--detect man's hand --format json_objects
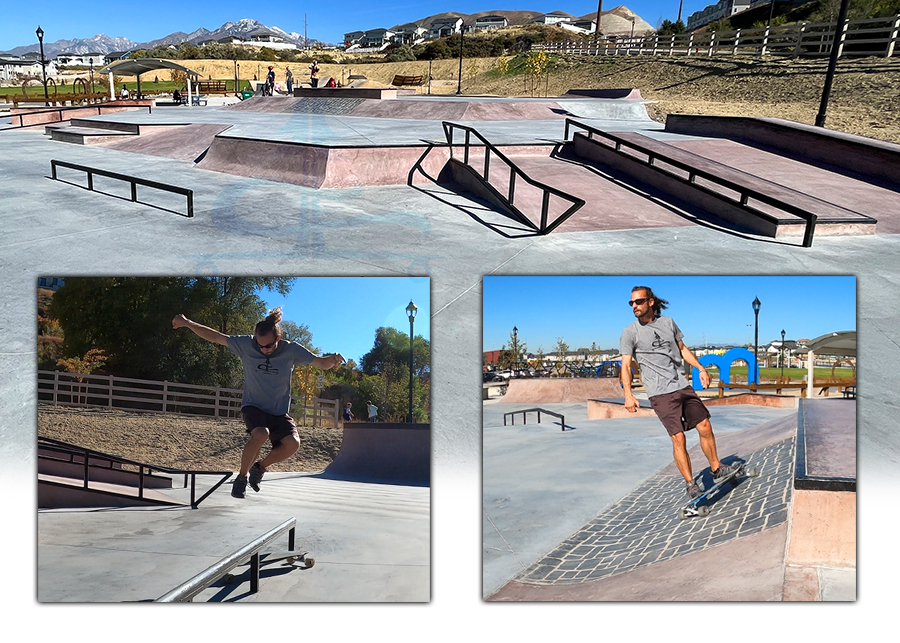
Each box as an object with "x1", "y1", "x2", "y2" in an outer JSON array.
[
  {"x1": 320, "y1": 353, "x2": 346, "y2": 369},
  {"x1": 172, "y1": 314, "x2": 190, "y2": 329},
  {"x1": 624, "y1": 395, "x2": 639, "y2": 413},
  {"x1": 698, "y1": 368, "x2": 710, "y2": 389}
]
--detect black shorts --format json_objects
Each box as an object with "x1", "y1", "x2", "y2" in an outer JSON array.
[
  {"x1": 648, "y1": 386, "x2": 711, "y2": 437},
  {"x1": 241, "y1": 406, "x2": 298, "y2": 446}
]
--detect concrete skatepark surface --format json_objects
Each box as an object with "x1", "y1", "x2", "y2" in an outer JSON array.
[
  {"x1": 500, "y1": 377, "x2": 625, "y2": 404},
  {"x1": 0, "y1": 89, "x2": 891, "y2": 626}
]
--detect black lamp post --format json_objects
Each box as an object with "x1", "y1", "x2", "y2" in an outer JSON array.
[
  {"x1": 780, "y1": 329, "x2": 786, "y2": 380},
  {"x1": 89, "y1": 58, "x2": 94, "y2": 96},
  {"x1": 406, "y1": 300, "x2": 417, "y2": 423},
  {"x1": 36, "y1": 26, "x2": 49, "y2": 105},
  {"x1": 512, "y1": 326, "x2": 518, "y2": 378},
  {"x1": 456, "y1": 25, "x2": 464, "y2": 95},
  {"x1": 752, "y1": 297, "x2": 761, "y2": 384},
  {"x1": 816, "y1": 0, "x2": 852, "y2": 127},
  {"x1": 767, "y1": 0, "x2": 777, "y2": 27}
]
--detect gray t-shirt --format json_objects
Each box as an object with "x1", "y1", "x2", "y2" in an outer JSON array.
[
  {"x1": 620, "y1": 315, "x2": 688, "y2": 398},
  {"x1": 226, "y1": 335, "x2": 316, "y2": 415}
]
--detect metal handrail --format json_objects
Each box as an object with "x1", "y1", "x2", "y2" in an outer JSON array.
[
  {"x1": 156, "y1": 518, "x2": 297, "y2": 601},
  {"x1": 564, "y1": 118, "x2": 822, "y2": 247},
  {"x1": 38, "y1": 436, "x2": 231, "y2": 508},
  {"x1": 442, "y1": 121, "x2": 584, "y2": 234},
  {"x1": 503, "y1": 407, "x2": 567, "y2": 431},
  {"x1": 50, "y1": 159, "x2": 194, "y2": 218}
]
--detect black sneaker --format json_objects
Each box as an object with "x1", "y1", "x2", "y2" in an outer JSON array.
[
  {"x1": 231, "y1": 475, "x2": 247, "y2": 498},
  {"x1": 712, "y1": 462, "x2": 738, "y2": 484},
  {"x1": 686, "y1": 480, "x2": 701, "y2": 500},
  {"x1": 249, "y1": 462, "x2": 265, "y2": 492}
]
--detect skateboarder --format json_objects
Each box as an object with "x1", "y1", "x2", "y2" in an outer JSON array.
[
  {"x1": 265, "y1": 65, "x2": 276, "y2": 96},
  {"x1": 172, "y1": 308, "x2": 345, "y2": 498},
  {"x1": 619, "y1": 286, "x2": 735, "y2": 499}
]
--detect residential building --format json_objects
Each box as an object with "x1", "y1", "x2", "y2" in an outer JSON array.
[
  {"x1": 473, "y1": 15, "x2": 509, "y2": 31},
  {"x1": 687, "y1": 0, "x2": 761, "y2": 31},
  {"x1": 429, "y1": 17, "x2": 464, "y2": 39},
  {"x1": 533, "y1": 11, "x2": 574, "y2": 25},
  {"x1": 362, "y1": 28, "x2": 395, "y2": 47},
  {"x1": 392, "y1": 23, "x2": 429, "y2": 45},
  {"x1": 343, "y1": 31, "x2": 365, "y2": 47}
]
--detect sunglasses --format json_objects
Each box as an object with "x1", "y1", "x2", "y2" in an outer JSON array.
[
  {"x1": 255, "y1": 338, "x2": 278, "y2": 349},
  {"x1": 628, "y1": 298, "x2": 649, "y2": 307}
]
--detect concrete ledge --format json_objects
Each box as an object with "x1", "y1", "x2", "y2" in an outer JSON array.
[
  {"x1": 665, "y1": 114, "x2": 900, "y2": 189},
  {"x1": 562, "y1": 88, "x2": 644, "y2": 100},
  {"x1": 587, "y1": 397, "x2": 655, "y2": 419},
  {"x1": 704, "y1": 393, "x2": 798, "y2": 408},
  {"x1": 292, "y1": 87, "x2": 398, "y2": 99}
]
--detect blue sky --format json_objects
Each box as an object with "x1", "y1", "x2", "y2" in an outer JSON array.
[
  {"x1": 483, "y1": 276, "x2": 857, "y2": 352},
  {"x1": 259, "y1": 277, "x2": 430, "y2": 364},
  {"x1": 3, "y1": 3, "x2": 699, "y2": 51}
]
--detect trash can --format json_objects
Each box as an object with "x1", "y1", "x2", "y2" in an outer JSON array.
[{"x1": 241, "y1": 89, "x2": 254, "y2": 100}]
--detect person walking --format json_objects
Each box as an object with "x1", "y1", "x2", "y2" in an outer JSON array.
[
  {"x1": 285, "y1": 67, "x2": 293, "y2": 93},
  {"x1": 619, "y1": 286, "x2": 736, "y2": 499},
  {"x1": 366, "y1": 400, "x2": 378, "y2": 423},
  {"x1": 343, "y1": 402, "x2": 354, "y2": 422},
  {"x1": 265, "y1": 65, "x2": 276, "y2": 96},
  {"x1": 308, "y1": 60, "x2": 320, "y2": 88},
  {"x1": 173, "y1": 307, "x2": 345, "y2": 499}
]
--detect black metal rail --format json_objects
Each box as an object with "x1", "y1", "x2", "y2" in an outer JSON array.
[
  {"x1": 442, "y1": 121, "x2": 584, "y2": 234},
  {"x1": 50, "y1": 159, "x2": 193, "y2": 217},
  {"x1": 1, "y1": 103, "x2": 152, "y2": 130},
  {"x1": 564, "y1": 118, "x2": 820, "y2": 247},
  {"x1": 38, "y1": 436, "x2": 231, "y2": 508},
  {"x1": 156, "y1": 518, "x2": 298, "y2": 601},
  {"x1": 503, "y1": 407, "x2": 567, "y2": 431}
]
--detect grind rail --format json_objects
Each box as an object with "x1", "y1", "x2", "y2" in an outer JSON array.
[
  {"x1": 563, "y1": 118, "x2": 819, "y2": 247},
  {"x1": 38, "y1": 436, "x2": 231, "y2": 508},
  {"x1": 503, "y1": 407, "x2": 567, "y2": 431},
  {"x1": 442, "y1": 121, "x2": 584, "y2": 234},
  {"x1": 156, "y1": 518, "x2": 298, "y2": 601},
  {"x1": 50, "y1": 159, "x2": 194, "y2": 217}
]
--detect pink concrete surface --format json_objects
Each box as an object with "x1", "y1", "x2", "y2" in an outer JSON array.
[
  {"x1": 197, "y1": 136, "x2": 330, "y2": 187},
  {"x1": 587, "y1": 399, "x2": 656, "y2": 419},
  {"x1": 501, "y1": 378, "x2": 625, "y2": 404},
  {"x1": 489, "y1": 523, "x2": 788, "y2": 601},
  {"x1": 787, "y1": 490, "x2": 856, "y2": 568},
  {"x1": 704, "y1": 393, "x2": 797, "y2": 408},
  {"x1": 782, "y1": 565, "x2": 822, "y2": 601},
  {"x1": 802, "y1": 399, "x2": 856, "y2": 479},
  {"x1": 323, "y1": 423, "x2": 429, "y2": 484},
  {"x1": 102, "y1": 123, "x2": 233, "y2": 161},
  {"x1": 672, "y1": 138, "x2": 900, "y2": 233}
]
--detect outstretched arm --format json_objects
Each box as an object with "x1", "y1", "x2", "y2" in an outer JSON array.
[
  {"x1": 621, "y1": 354, "x2": 639, "y2": 412},
  {"x1": 678, "y1": 340, "x2": 709, "y2": 389},
  {"x1": 172, "y1": 314, "x2": 229, "y2": 346},
  {"x1": 313, "y1": 353, "x2": 345, "y2": 370}
]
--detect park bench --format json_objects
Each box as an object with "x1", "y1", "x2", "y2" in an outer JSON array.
[
  {"x1": 391, "y1": 74, "x2": 423, "y2": 87},
  {"x1": 195, "y1": 80, "x2": 229, "y2": 94}
]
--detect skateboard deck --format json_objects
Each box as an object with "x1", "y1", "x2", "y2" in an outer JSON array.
[{"x1": 678, "y1": 462, "x2": 759, "y2": 520}]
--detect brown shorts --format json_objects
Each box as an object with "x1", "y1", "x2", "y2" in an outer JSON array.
[
  {"x1": 241, "y1": 406, "x2": 299, "y2": 446},
  {"x1": 648, "y1": 386, "x2": 711, "y2": 437}
]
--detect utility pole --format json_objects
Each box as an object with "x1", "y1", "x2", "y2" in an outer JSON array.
[{"x1": 305, "y1": 14, "x2": 308, "y2": 53}]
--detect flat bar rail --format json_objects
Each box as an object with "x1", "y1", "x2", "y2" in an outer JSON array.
[
  {"x1": 38, "y1": 436, "x2": 231, "y2": 507},
  {"x1": 1, "y1": 103, "x2": 152, "y2": 130},
  {"x1": 156, "y1": 518, "x2": 297, "y2": 602},
  {"x1": 564, "y1": 118, "x2": 819, "y2": 247},
  {"x1": 442, "y1": 121, "x2": 584, "y2": 234},
  {"x1": 50, "y1": 159, "x2": 194, "y2": 218},
  {"x1": 503, "y1": 407, "x2": 567, "y2": 431}
]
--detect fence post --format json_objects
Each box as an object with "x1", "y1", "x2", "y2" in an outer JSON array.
[
  {"x1": 163, "y1": 381, "x2": 168, "y2": 413},
  {"x1": 762, "y1": 26, "x2": 771, "y2": 56},
  {"x1": 215, "y1": 387, "x2": 220, "y2": 418},
  {"x1": 53, "y1": 370, "x2": 59, "y2": 405},
  {"x1": 794, "y1": 23, "x2": 807, "y2": 58},
  {"x1": 108, "y1": 374, "x2": 113, "y2": 408},
  {"x1": 733, "y1": 29, "x2": 741, "y2": 55},
  {"x1": 687, "y1": 32, "x2": 694, "y2": 56},
  {"x1": 886, "y1": 15, "x2": 900, "y2": 57}
]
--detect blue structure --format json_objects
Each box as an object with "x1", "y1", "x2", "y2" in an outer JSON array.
[{"x1": 692, "y1": 347, "x2": 759, "y2": 390}]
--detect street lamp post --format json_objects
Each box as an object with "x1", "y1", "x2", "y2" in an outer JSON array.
[
  {"x1": 752, "y1": 297, "x2": 761, "y2": 384},
  {"x1": 36, "y1": 26, "x2": 49, "y2": 105},
  {"x1": 512, "y1": 326, "x2": 518, "y2": 378},
  {"x1": 89, "y1": 58, "x2": 94, "y2": 96},
  {"x1": 780, "y1": 329, "x2": 786, "y2": 381},
  {"x1": 456, "y1": 25, "x2": 464, "y2": 95},
  {"x1": 406, "y1": 301, "x2": 417, "y2": 423}
]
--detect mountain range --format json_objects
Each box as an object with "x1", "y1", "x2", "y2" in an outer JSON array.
[{"x1": 1, "y1": 8, "x2": 654, "y2": 57}]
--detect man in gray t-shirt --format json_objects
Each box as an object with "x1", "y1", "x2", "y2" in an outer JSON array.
[
  {"x1": 173, "y1": 309, "x2": 344, "y2": 499},
  {"x1": 620, "y1": 286, "x2": 736, "y2": 500}
]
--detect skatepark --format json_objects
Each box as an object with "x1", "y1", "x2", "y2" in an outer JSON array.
[
  {"x1": 483, "y1": 380, "x2": 855, "y2": 601},
  {"x1": 37, "y1": 421, "x2": 430, "y2": 601},
  {"x1": 0, "y1": 86, "x2": 893, "y2": 614}
]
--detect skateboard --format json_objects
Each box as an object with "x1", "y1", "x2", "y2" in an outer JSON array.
[
  {"x1": 677, "y1": 462, "x2": 759, "y2": 520},
  {"x1": 221, "y1": 550, "x2": 315, "y2": 584}
]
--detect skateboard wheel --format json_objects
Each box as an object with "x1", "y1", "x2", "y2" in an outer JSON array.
[
  {"x1": 222, "y1": 573, "x2": 235, "y2": 584},
  {"x1": 746, "y1": 468, "x2": 760, "y2": 478},
  {"x1": 698, "y1": 506, "x2": 710, "y2": 517},
  {"x1": 285, "y1": 556, "x2": 296, "y2": 564},
  {"x1": 304, "y1": 557, "x2": 315, "y2": 568},
  {"x1": 678, "y1": 509, "x2": 688, "y2": 520}
]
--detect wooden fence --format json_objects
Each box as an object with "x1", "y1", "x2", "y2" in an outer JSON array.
[
  {"x1": 535, "y1": 15, "x2": 900, "y2": 59},
  {"x1": 37, "y1": 370, "x2": 340, "y2": 427}
]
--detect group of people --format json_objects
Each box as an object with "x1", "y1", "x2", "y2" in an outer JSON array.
[
  {"x1": 263, "y1": 61, "x2": 335, "y2": 95},
  {"x1": 342, "y1": 401, "x2": 378, "y2": 423}
]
